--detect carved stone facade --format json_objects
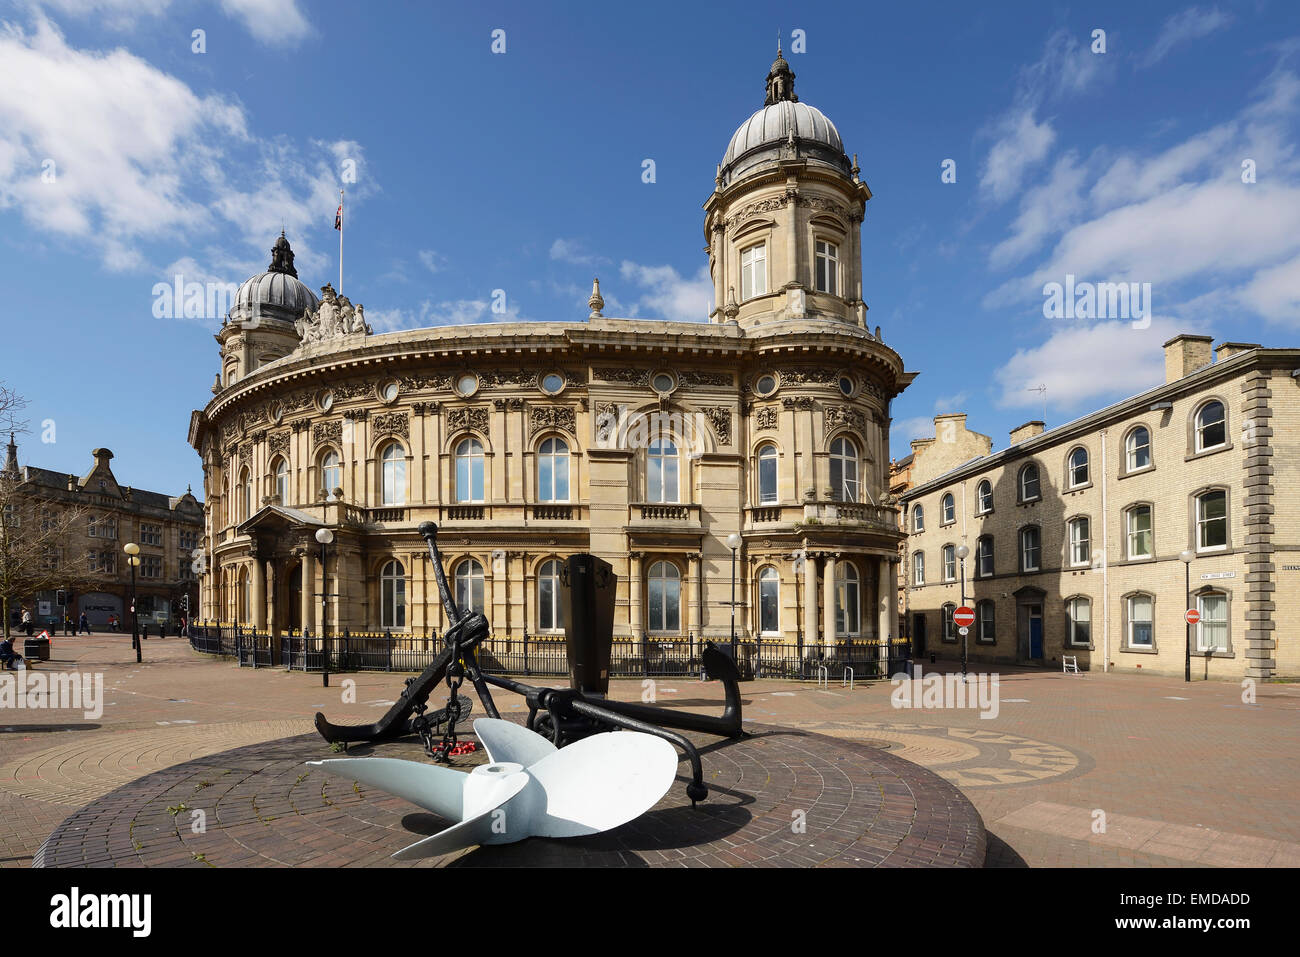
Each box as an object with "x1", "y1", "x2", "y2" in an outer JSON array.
[{"x1": 186, "y1": 55, "x2": 914, "y2": 648}]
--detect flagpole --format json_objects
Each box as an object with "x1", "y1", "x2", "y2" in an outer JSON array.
[{"x1": 338, "y1": 188, "x2": 344, "y2": 295}]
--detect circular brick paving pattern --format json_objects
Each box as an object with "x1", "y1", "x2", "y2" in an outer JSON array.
[{"x1": 35, "y1": 722, "x2": 986, "y2": 868}]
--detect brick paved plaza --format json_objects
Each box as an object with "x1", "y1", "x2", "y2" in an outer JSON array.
[{"x1": 2, "y1": 634, "x2": 1297, "y2": 868}]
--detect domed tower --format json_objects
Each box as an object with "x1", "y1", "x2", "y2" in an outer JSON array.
[
  {"x1": 214, "y1": 233, "x2": 319, "y2": 390},
  {"x1": 704, "y1": 51, "x2": 870, "y2": 329}
]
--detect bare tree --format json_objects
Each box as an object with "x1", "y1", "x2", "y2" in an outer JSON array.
[{"x1": 0, "y1": 383, "x2": 106, "y2": 637}]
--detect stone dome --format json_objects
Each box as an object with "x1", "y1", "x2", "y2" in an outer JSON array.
[
  {"x1": 227, "y1": 233, "x2": 318, "y2": 324},
  {"x1": 718, "y1": 58, "x2": 852, "y2": 187}
]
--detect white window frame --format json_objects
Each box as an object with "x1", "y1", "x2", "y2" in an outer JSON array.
[
  {"x1": 454, "y1": 438, "x2": 483, "y2": 504},
  {"x1": 1126, "y1": 505, "x2": 1153, "y2": 559},
  {"x1": 537, "y1": 559, "x2": 564, "y2": 633},
  {"x1": 1195, "y1": 401, "x2": 1227, "y2": 452},
  {"x1": 1020, "y1": 526, "x2": 1041, "y2": 572},
  {"x1": 1196, "y1": 490, "x2": 1228, "y2": 552},
  {"x1": 1126, "y1": 427, "x2": 1151, "y2": 472},
  {"x1": 829, "y1": 437, "x2": 859, "y2": 502},
  {"x1": 942, "y1": 545, "x2": 956, "y2": 582},
  {"x1": 380, "y1": 559, "x2": 406, "y2": 629},
  {"x1": 913, "y1": 552, "x2": 925, "y2": 586},
  {"x1": 758, "y1": 565, "x2": 780, "y2": 635},
  {"x1": 646, "y1": 560, "x2": 682, "y2": 633},
  {"x1": 814, "y1": 239, "x2": 839, "y2": 295},
  {"x1": 454, "y1": 558, "x2": 485, "y2": 616},
  {"x1": 1068, "y1": 517, "x2": 1091, "y2": 567},
  {"x1": 757, "y1": 444, "x2": 778, "y2": 505},
  {"x1": 740, "y1": 242, "x2": 767, "y2": 301},
  {"x1": 537, "y1": 437, "x2": 570, "y2": 503},
  {"x1": 976, "y1": 480, "x2": 993, "y2": 514},
  {"x1": 647, "y1": 438, "x2": 679, "y2": 504}
]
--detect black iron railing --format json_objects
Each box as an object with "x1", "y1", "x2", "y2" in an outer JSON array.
[{"x1": 186, "y1": 622, "x2": 911, "y2": 681}]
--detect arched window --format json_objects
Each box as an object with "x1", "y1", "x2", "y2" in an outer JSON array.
[
  {"x1": 240, "y1": 468, "x2": 252, "y2": 521},
  {"x1": 454, "y1": 558, "x2": 484, "y2": 616},
  {"x1": 380, "y1": 559, "x2": 406, "y2": 628},
  {"x1": 976, "y1": 480, "x2": 993, "y2": 515},
  {"x1": 374, "y1": 442, "x2": 404, "y2": 505},
  {"x1": 320, "y1": 450, "x2": 341, "y2": 496},
  {"x1": 757, "y1": 444, "x2": 778, "y2": 505},
  {"x1": 1018, "y1": 463, "x2": 1041, "y2": 502},
  {"x1": 647, "y1": 561, "x2": 681, "y2": 632},
  {"x1": 941, "y1": 603, "x2": 956, "y2": 642},
  {"x1": 648, "y1": 438, "x2": 679, "y2": 503},
  {"x1": 537, "y1": 437, "x2": 569, "y2": 503},
  {"x1": 1020, "y1": 526, "x2": 1041, "y2": 572},
  {"x1": 829, "y1": 437, "x2": 859, "y2": 502},
  {"x1": 977, "y1": 600, "x2": 995, "y2": 644},
  {"x1": 1125, "y1": 426, "x2": 1151, "y2": 472},
  {"x1": 454, "y1": 438, "x2": 483, "y2": 503},
  {"x1": 976, "y1": 535, "x2": 994, "y2": 578},
  {"x1": 1195, "y1": 401, "x2": 1226, "y2": 452},
  {"x1": 1197, "y1": 590, "x2": 1228, "y2": 653},
  {"x1": 1126, "y1": 505, "x2": 1152, "y2": 559},
  {"x1": 1196, "y1": 489, "x2": 1227, "y2": 551},
  {"x1": 1068, "y1": 516, "x2": 1091, "y2": 566},
  {"x1": 758, "y1": 566, "x2": 780, "y2": 634},
  {"x1": 834, "y1": 562, "x2": 860, "y2": 636},
  {"x1": 913, "y1": 505, "x2": 925, "y2": 533},
  {"x1": 942, "y1": 544, "x2": 956, "y2": 582},
  {"x1": 1067, "y1": 596, "x2": 1091, "y2": 647},
  {"x1": 273, "y1": 458, "x2": 289, "y2": 505},
  {"x1": 1067, "y1": 447, "x2": 1089, "y2": 487},
  {"x1": 940, "y1": 493, "x2": 955, "y2": 524},
  {"x1": 912, "y1": 552, "x2": 925, "y2": 586},
  {"x1": 537, "y1": 559, "x2": 564, "y2": 632}
]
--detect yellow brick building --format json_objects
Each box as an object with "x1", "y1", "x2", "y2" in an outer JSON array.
[{"x1": 900, "y1": 335, "x2": 1296, "y2": 680}]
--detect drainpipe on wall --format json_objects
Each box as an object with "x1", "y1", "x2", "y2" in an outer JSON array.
[{"x1": 1100, "y1": 429, "x2": 1110, "y2": 673}]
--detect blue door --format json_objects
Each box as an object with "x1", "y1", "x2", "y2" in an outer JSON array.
[{"x1": 1029, "y1": 606, "x2": 1043, "y2": 659}]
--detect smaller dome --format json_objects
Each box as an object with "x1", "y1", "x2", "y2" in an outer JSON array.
[
  {"x1": 720, "y1": 101, "x2": 848, "y2": 184},
  {"x1": 227, "y1": 234, "x2": 318, "y2": 324}
]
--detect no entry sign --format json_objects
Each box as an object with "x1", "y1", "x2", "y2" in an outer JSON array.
[
  {"x1": 1185, "y1": 609, "x2": 1201, "y2": 625},
  {"x1": 953, "y1": 606, "x2": 976, "y2": 628}
]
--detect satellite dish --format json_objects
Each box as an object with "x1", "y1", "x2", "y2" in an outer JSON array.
[{"x1": 307, "y1": 718, "x2": 678, "y2": 859}]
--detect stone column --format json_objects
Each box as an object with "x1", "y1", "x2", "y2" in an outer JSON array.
[
  {"x1": 684, "y1": 553, "x2": 697, "y2": 640},
  {"x1": 878, "y1": 556, "x2": 895, "y2": 670},
  {"x1": 802, "y1": 549, "x2": 818, "y2": 647},
  {"x1": 250, "y1": 545, "x2": 266, "y2": 631},
  {"x1": 823, "y1": 552, "x2": 837, "y2": 649},
  {"x1": 300, "y1": 550, "x2": 314, "y2": 635},
  {"x1": 629, "y1": 551, "x2": 643, "y2": 638}
]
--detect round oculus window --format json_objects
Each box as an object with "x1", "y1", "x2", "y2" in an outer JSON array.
[
  {"x1": 839, "y1": 376, "x2": 854, "y2": 396},
  {"x1": 319, "y1": 390, "x2": 334, "y2": 412},
  {"x1": 652, "y1": 372, "x2": 675, "y2": 393},
  {"x1": 382, "y1": 382, "x2": 399, "y2": 402},
  {"x1": 456, "y1": 374, "x2": 478, "y2": 396},
  {"x1": 541, "y1": 373, "x2": 564, "y2": 394},
  {"x1": 756, "y1": 374, "x2": 777, "y2": 396}
]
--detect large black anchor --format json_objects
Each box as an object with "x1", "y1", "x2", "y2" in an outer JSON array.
[{"x1": 315, "y1": 521, "x2": 747, "y2": 804}]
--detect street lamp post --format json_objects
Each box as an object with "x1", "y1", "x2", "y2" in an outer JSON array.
[
  {"x1": 123, "y1": 542, "x2": 141, "y2": 663},
  {"x1": 316, "y1": 527, "x2": 334, "y2": 688},
  {"x1": 726, "y1": 532, "x2": 742, "y2": 667},
  {"x1": 955, "y1": 543, "x2": 970, "y2": 679},
  {"x1": 1179, "y1": 549, "x2": 1194, "y2": 683}
]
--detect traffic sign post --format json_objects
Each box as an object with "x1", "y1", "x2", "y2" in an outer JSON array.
[
  {"x1": 1185, "y1": 609, "x2": 1201, "y2": 625},
  {"x1": 953, "y1": 606, "x2": 976, "y2": 628}
]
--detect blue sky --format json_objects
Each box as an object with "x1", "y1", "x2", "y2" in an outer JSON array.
[{"x1": 1, "y1": 0, "x2": 1297, "y2": 496}]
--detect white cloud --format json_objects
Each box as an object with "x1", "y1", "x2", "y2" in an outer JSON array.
[
  {"x1": 993, "y1": 317, "x2": 1192, "y2": 411},
  {"x1": 0, "y1": 15, "x2": 245, "y2": 267},
  {"x1": 979, "y1": 28, "x2": 1111, "y2": 205},
  {"x1": 38, "y1": 0, "x2": 311, "y2": 45},
  {"x1": 219, "y1": 0, "x2": 312, "y2": 46},
  {"x1": 989, "y1": 153, "x2": 1087, "y2": 268},
  {"x1": 618, "y1": 261, "x2": 712, "y2": 322},
  {"x1": 549, "y1": 237, "x2": 605, "y2": 267},
  {"x1": 366, "y1": 296, "x2": 532, "y2": 333},
  {"x1": 1236, "y1": 252, "x2": 1300, "y2": 325},
  {"x1": 1140, "y1": 6, "x2": 1232, "y2": 68},
  {"x1": 891, "y1": 416, "x2": 936, "y2": 448},
  {"x1": 980, "y1": 109, "x2": 1056, "y2": 203},
  {"x1": 417, "y1": 249, "x2": 446, "y2": 274}
]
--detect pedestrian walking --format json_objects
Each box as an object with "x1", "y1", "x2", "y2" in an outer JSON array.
[{"x1": 78, "y1": 612, "x2": 90, "y2": 635}]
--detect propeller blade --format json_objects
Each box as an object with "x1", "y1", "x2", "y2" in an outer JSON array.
[
  {"x1": 307, "y1": 757, "x2": 469, "y2": 820},
  {"x1": 391, "y1": 775, "x2": 530, "y2": 859},
  {"x1": 523, "y1": 731, "x2": 678, "y2": 838},
  {"x1": 473, "y1": 718, "x2": 557, "y2": 767}
]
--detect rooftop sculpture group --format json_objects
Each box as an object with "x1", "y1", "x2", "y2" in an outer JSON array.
[{"x1": 295, "y1": 282, "x2": 371, "y2": 345}]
